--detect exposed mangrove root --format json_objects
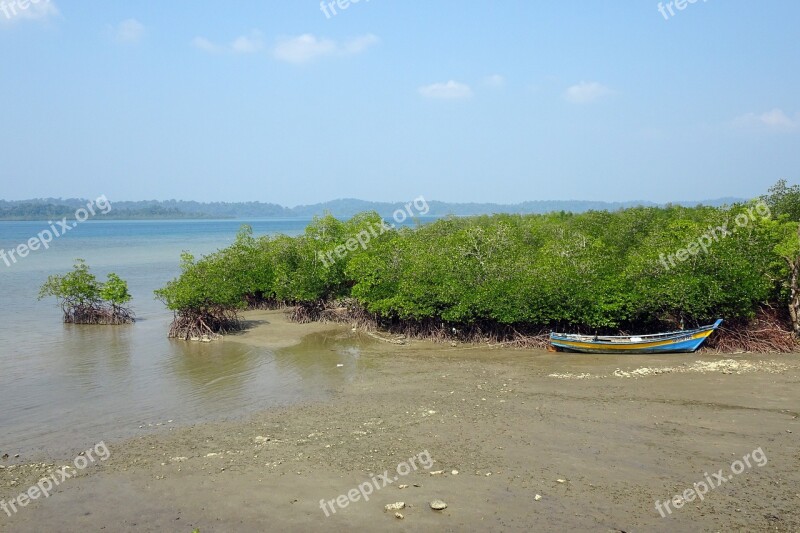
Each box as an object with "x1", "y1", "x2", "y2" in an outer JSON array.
[
  {"x1": 167, "y1": 308, "x2": 242, "y2": 340},
  {"x1": 244, "y1": 295, "x2": 291, "y2": 311},
  {"x1": 61, "y1": 303, "x2": 135, "y2": 325},
  {"x1": 288, "y1": 300, "x2": 552, "y2": 349},
  {"x1": 318, "y1": 298, "x2": 376, "y2": 327},
  {"x1": 702, "y1": 309, "x2": 798, "y2": 353},
  {"x1": 290, "y1": 299, "x2": 384, "y2": 329},
  {"x1": 378, "y1": 322, "x2": 552, "y2": 349},
  {"x1": 287, "y1": 300, "x2": 327, "y2": 324},
  {"x1": 288, "y1": 302, "x2": 799, "y2": 353}
]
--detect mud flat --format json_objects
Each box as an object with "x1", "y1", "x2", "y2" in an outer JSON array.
[{"x1": 2, "y1": 311, "x2": 798, "y2": 532}]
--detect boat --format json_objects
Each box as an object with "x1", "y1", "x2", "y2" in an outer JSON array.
[{"x1": 549, "y1": 319, "x2": 723, "y2": 354}]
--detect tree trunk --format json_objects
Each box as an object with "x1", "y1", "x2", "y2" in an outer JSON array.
[
  {"x1": 789, "y1": 225, "x2": 800, "y2": 337},
  {"x1": 790, "y1": 262, "x2": 800, "y2": 336}
]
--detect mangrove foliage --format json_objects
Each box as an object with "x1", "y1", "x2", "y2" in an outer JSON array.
[
  {"x1": 39, "y1": 260, "x2": 135, "y2": 324},
  {"x1": 155, "y1": 182, "x2": 800, "y2": 350}
]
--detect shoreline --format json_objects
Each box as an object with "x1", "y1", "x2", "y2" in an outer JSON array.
[{"x1": 2, "y1": 312, "x2": 799, "y2": 531}]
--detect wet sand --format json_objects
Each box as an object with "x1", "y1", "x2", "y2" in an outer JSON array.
[{"x1": 2, "y1": 310, "x2": 799, "y2": 532}]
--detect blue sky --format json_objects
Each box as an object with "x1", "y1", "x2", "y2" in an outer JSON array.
[{"x1": 1, "y1": 0, "x2": 798, "y2": 205}]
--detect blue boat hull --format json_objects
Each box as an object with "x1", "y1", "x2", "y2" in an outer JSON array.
[{"x1": 549, "y1": 320, "x2": 723, "y2": 354}]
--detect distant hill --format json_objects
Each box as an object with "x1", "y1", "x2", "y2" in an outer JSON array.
[
  {"x1": 292, "y1": 198, "x2": 746, "y2": 218},
  {"x1": 0, "y1": 197, "x2": 747, "y2": 221}
]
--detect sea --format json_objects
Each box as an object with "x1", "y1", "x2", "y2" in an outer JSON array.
[{"x1": 0, "y1": 218, "x2": 400, "y2": 458}]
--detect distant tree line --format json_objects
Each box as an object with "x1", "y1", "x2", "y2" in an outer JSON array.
[
  {"x1": 0, "y1": 202, "x2": 219, "y2": 220},
  {"x1": 1, "y1": 196, "x2": 744, "y2": 221}
]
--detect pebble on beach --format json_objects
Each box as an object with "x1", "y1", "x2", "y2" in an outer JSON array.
[{"x1": 430, "y1": 500, "x2": 448, "y2": 510}]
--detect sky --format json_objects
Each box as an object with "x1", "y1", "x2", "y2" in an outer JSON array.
[{"x1": 0, "y1": 0, "x2": 798, "y2": 206}]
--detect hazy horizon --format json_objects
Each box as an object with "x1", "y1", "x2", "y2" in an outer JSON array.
[{"x1": 0, "y1": 194, "x2": 749, "y2": 208}]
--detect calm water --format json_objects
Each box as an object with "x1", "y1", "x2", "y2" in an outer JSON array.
[{"x1": 0, "y1": 219, "x2": 370, "y2": 457}]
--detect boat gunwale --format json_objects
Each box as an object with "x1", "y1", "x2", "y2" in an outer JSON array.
[{"x1": 549, "y1": 319, "x2": 722, "y2": 345}]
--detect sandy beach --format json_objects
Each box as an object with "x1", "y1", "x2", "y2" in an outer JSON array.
[{"x1": 2, "y1": 310, "x2": 798, "y2": 532}]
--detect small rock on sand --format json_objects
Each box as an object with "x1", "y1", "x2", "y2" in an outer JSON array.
[
  {"x1": 385, "y1": 502, "x2": 405, "y2": 511},
  {"x1": 430, "y1": 500, "x2": 448, "y2": 510}
]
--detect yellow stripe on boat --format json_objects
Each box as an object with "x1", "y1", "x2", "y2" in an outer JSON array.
[{"x1": 554, "y1": 330, "x2": 713, "y2": 351}]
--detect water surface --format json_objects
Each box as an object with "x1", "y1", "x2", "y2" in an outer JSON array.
[{"x1": 0, "y1": 219, "x2": 363, "y2": 456}]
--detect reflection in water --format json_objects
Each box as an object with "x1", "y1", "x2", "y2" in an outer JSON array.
[
  {"x1": 276, "y1": 331, "x2": 364, "y2": 381},
  {"x1": 59, "y1": 323, "x2": 134, "y2": 384},
  {"x1": 163, "y1": 340, "x2": 262, "y2": 411},
  {"x1": 0, "y1": 318, "x2": 378, "y2": 457},
  {"x1": 0, "y1": 219, "x2": 382, "y2": 458}
]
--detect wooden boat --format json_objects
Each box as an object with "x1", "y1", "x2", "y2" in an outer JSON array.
[{"x1": 549, "y1": 319, "x2": 723, "y2": 354}]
